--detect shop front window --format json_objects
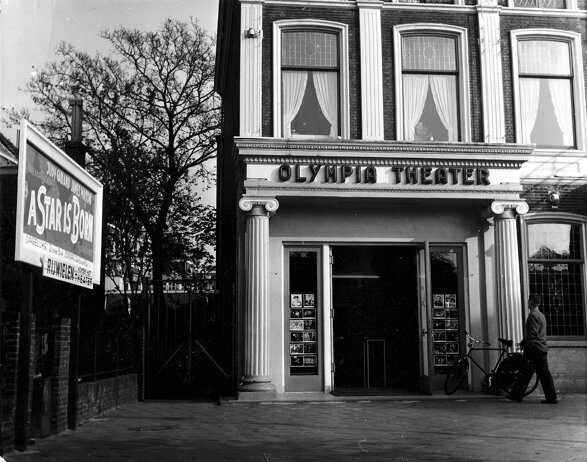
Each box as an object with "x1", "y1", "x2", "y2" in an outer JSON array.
[{"x1": 526, "y1": 221, "x2": 586, "y2": 338}]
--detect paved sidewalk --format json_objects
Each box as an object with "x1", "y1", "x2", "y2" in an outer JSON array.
[{"x1": 3, "y1": 394, "x2": 586, "y2": 461}]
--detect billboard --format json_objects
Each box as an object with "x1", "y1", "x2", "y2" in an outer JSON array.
[{"x1": 15, "y1": 120, "x2": 103, "y2": 287}]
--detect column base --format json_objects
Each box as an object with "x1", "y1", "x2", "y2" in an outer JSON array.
[{"x1": 238, "y1": 378, "x2": 276, "y2": 401}]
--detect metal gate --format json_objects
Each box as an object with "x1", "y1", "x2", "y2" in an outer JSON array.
[{"x1": 144, "y1": 278, "x2": 229, "y2": 399}]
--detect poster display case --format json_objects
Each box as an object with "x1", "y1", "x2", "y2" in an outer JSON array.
[
  {"x1": 432, "y1": 293, "x2": 459, "y2": 370},
  {"x1": 430, "y1": 247, "x2": 464, "y2": 375},
  {"x1": 289, "y1": 292, "x2": 318, "y2": 372}
]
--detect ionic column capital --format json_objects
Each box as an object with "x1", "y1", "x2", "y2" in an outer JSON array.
[
  {"x1": 239, "y1": 196, "x2": 279, "y2": 216},
  {"x1": 485, "y1": 200, "x2": 529, "y2": 219}
]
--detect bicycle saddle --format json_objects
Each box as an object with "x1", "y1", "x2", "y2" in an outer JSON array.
[{"x1": 498, "y1": 338, "x2": 513, "y2": 347}]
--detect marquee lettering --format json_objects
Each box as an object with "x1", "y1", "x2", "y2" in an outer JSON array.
[{"x1": 277, "y1": 164, "x2": 490, "y2": 186}]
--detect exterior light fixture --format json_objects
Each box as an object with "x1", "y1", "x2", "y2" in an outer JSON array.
[
  {"x1": 245, "y1": 27, "x2": 261, "y2": 38},
  {"x1": 547, "y1": 190, "x2": 560, "y2": 209}
]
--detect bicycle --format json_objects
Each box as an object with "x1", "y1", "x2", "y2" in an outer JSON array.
[{"x1": 444, "y1": 332, "x2": 538, "y2": 395}]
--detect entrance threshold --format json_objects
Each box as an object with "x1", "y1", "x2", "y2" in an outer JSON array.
[{"x1": 331, "y1": 388, "x2": 425, "y2": 397}]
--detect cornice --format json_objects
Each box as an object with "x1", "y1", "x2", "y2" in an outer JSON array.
[
  {"x1": 235, "y1": 138, "x2": 533, "y2": 168},
  {"x1": 242, "y1": 155, "x2": 525, "y2": 169}
]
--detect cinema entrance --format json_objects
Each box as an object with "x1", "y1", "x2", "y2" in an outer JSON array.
[{"x1": 331, "y1": 245, "x2": 421, "y2": 394}]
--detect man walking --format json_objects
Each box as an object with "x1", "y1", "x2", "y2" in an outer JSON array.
[{"x1": 506, "y1": 295, "x2": 558, "y2": 404}]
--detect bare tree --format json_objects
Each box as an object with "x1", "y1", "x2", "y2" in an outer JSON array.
[{"x1": 4, "y1": 18, "x2": 219, "y2": 312}]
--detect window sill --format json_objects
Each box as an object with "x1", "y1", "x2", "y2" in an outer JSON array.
[
  {"x1": 287, "y1": 135, "x2": 337, "y2": 141},
  {"x1": 548, "y1": 340, "x2": 587, "y2": 348},
  {"x1": 530, "y1": 148, "x2": 587, "y2": 158}
]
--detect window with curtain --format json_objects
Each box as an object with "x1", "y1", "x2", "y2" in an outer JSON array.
[
  {"x1": 526, "y1": 221, "x2": 586, "y2": 338},
  {"x1": 281, "y1": 30, "x2": 339, "y2": 139},
  {"x1": 517, "y1": 39, "x2": 575, "y2": 148},
  {"x1": 401, "y1": 35, "x2": 460, "y2": 142}
]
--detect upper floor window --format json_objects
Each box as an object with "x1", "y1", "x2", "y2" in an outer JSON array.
[
  {"x1": 510, "y1": 0, "x2": 567, "y2": 8},
  {"x1": 282, "y1": 31, "x2": 339, "y2": 138},
  {"x1": 274, "y1": 20, "x2": 349, "y2": 139},
  {"x1": 523, "y1": 215, "x2": 586, "y2": 339},
  {"x1": 394, "y1": 25, "x2": 470, "y2": 143},
  {"x1": 511, "y1": 31, "x2": 586, "y2": 151}
]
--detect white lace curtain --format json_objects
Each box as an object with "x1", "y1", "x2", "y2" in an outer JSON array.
[
  {"x1": 283, "y1": 71, "x2": 308, "y2": 137},
  {"x1": 520, "y1": 78, "x2": 573, "y2": 146},
  {"x1": 282, "y1": 71, "x2": 337, "y2": 138},
  {"x1": 403, "y1": 74, "x2": 458, "y2": 141},
  {"x1": 548, "y1": 80, "x2": 573, "y2": 146},
  {"x1": 313, "y1": 72, "x2": 338, "y2": 138}
]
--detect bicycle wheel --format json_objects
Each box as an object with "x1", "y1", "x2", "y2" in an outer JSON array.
[
  {"x1": 444, "y1": 357, "x2": 469, "y2": 395},
  {"x1": 495, "y1": 354, "x2": 539, "y2": 396}
]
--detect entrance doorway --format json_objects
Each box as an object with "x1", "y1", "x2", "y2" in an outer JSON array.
[{"x1": 332, "y1": 246, "x2": 420, "y2": 393}]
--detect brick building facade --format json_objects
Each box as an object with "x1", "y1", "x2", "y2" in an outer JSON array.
[{"x1": 215, "y1": 0, "x2": 587, "y2": 398}]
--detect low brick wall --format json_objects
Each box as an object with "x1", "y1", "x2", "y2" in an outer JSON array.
[
  {"x1": 76, "y1": 374, "x2": 137, "y2": 424},
  {"x1": 549, "y1": 344, "x2": 587, "y2": 394}
]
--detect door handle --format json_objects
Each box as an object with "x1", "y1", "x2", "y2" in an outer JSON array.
[{"x1": 422, "y1": 329, "x2": 429, "y2": 336}]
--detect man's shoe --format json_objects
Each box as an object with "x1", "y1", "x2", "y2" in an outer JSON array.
[
  {"x1": 505, "y1": 394, "x2": 522, "y2": 402},
  {"x1": 540, "y1": 398, "x2": 559, "y2": 404}
]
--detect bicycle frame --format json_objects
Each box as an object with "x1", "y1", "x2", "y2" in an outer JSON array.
[{"x1": 463, "y1": 333, "x2": 510, "y2": 380}]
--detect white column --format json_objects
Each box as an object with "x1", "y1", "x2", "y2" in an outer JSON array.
[
  {"x1": 358, "y1": 0, "x2": 384, "y2": 140},
  {"x1": 490, "y1": 200, "x2": 528, "y2": 348},
  {"x1": 477, "y1": 2, "x2": 506, "y2": 143},
  {"x1": 240, "y1": 0, "x2": 264, "y2": 137},
  {"x1": 238, "y1": 196, "x2": 279, "y2": 393}
]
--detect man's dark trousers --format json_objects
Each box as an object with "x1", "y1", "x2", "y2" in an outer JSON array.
[{"x1": 515, "y1": 346, "x2": 557, "y2": 400}]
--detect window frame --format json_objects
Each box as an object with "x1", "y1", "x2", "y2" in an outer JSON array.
[
  {"x1": 520, "y1": 212, "x2": 587, "y2": 340},
  {"x1": 511, "y1": 29, "x2": 586, "y2": 152},
  {"x1": 273, "y1": 20, "x2": 350, "y2": 140},
  {"x1": 393, "y1": 24, "x2": 471, "y2": 143}
]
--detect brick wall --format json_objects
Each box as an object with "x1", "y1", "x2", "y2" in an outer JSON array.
[
  {"x1": 76, "y1": 374, "x2": 138, "y2": 424},
  {"x1": 549, "y1": 345, "x2": 587, "y2": 393},
  {"x1": 14, "y1": 313, "x2": 35, "y2": 451},
  {"x1": 0, "y1": 313, "x2": 20, "y2": 455},
  {"x1": 50, "y1": 319, "x2": 70, "y2": 434},
  {"x1": 521, "y1": 183, "x2": 587, "y2": 216}
]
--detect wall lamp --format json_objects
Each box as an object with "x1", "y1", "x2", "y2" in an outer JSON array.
[
  {"x1": 245, "y1": 27, "x2": 262, "y2": 39},
  {"x1": 547, "y1": 190, "x2": 560, "y2": 209}
]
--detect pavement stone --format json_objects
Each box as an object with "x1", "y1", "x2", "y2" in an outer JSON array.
[{"x1": 3, "y1": 393, "x2": 586, "y2": 461}]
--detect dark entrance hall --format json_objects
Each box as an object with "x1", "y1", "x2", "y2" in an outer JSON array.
[{"x1": 332, "y1": 246, "x2": 420, "y2": 393}]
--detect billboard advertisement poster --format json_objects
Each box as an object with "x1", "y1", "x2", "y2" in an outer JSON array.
[{"x1": 15, "y1": 120, "x2": 103, "y2": 287}]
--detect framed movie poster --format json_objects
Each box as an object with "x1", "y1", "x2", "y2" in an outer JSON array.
[
  {"x1": 303, "y1": 293, "x2": 315, "y2": 307},
  {"x1": 291, "y1": 294, "x2": 303, "y2": 307},
  {"x1": 445, "y1": 294, "x2": 456, "y2": 308},
  {"x1": 433, "y1": 294, "x2": 444, "y2": 307},
  {"x1": 290, "y1": 320, "x2": 304, "y2": 331}
]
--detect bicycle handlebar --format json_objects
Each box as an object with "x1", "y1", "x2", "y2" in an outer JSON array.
[{"x1": 465, "y1": 331, "x2": 491, "y2": 346}]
